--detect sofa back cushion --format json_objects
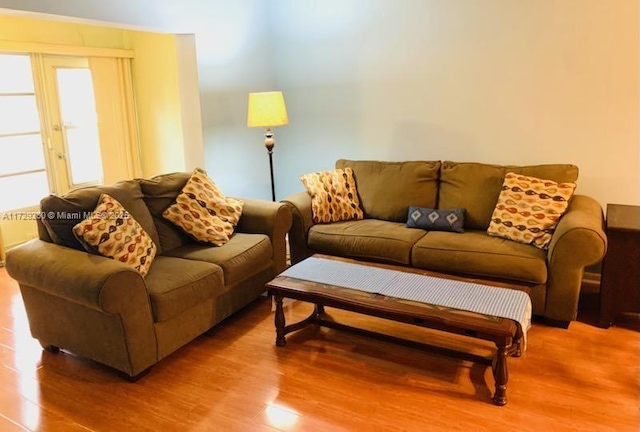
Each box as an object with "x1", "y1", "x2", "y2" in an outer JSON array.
[
  {"x1": 40, "y1": 180, "x2": 160, "y2": 252},
  {"x1": 335, "y1": 159, "x2": 441, "y2": 222},
  {"x1": 138, "y1": 172, "x2": 193, "y2": 253},
  {"x1": 438, "y1": 161, "x2": 579, "y2": 230}
]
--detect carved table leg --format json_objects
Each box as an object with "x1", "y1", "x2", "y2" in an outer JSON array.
[
  {"x1": 492, "y1": 341, "x2": 510, "y2": 406},
  {"x1": 512, "y1": 328, "x2": 523, "y2": 358},
  {"x1": 274, "y1": 293, "x2": 286, "y2": 347}
]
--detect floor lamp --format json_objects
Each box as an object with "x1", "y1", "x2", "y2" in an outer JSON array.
[{"x1": 247, "y1": 91, "x2": 289, "y2": 201}]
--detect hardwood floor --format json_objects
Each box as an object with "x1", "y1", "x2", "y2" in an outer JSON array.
[{"x1": 0, "y1": 267, "x2": 638, "y2": 431}]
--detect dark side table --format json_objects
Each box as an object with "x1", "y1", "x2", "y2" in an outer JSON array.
[{"x1": 598, "y1": 204, "x2": 640, "y2": 328}]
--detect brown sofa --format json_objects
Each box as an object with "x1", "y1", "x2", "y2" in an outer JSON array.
[
  {"x1": 6, "y1": 171, "x2": 292, "y2": 379},
  {"x1": 283, "y1": 160, "x2": 607, "y2": 327}
]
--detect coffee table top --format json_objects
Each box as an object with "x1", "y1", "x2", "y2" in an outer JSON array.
[{"x1": 268, "y1": 254, "x2": 531, "y2": 338}]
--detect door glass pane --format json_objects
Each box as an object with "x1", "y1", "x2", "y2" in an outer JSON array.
[
  {"x1": 0, "y1": 96, "x2": 41, "y2": 135},
  {"x1": 57, "y1": 69, "x2": 98, "y2": 126},
  {"x1": 64, "y1": 127, "x2": 102, "y2": 185},
  {"x1": 0, "y1": 54, "x2": 34, "y2": 94},
  {"x1": 0, "y1": 171, "x2": 49, "y2": 212},
  {"x1": 0, "y1": 134, "x2": 45, "y2": 176},
  {"x1": 56, "y1": 68, "x2": 103, "y2": 185}
]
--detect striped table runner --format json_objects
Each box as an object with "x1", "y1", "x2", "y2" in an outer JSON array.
[{"x1": 281, "y1": 257, "x2": 532, "y2": 341}]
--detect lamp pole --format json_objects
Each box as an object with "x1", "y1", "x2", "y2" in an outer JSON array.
[{"x1": 265, "y1": 129, "x2": 276, "y2": 202}]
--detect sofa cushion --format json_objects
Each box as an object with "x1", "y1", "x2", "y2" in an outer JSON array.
[
  {"x1": 438, "y1": 161, "x2": 579, "y2": 230},
  {"x1": 300, "y1": 168, "x2": 364, "y2": 223},
  {"x1": 163, "y1": 233, "x2": 273, "y2": 286},
  {"x1": 407, "y1": 207, "x2": 465, "y2": 233},
  {"x1": 335, "y1": 159, "x2": 441, "y2": 222},
  {"x1": 163, "y1": 169, "x2": 243, "y2": 247},
  {"x1": 487, "y1": 172, "x2": 576, "y2": 249},
  {"x1": 40, "y1": 180, "x2": 160, "y2": 253},
  {"x1": 73, "y1": 194, "x2": 157, "y2": 276},
  {"x1": 139, "y1": 172, "x2": 193, "y2": 253},
  {"x1": 308, "y1": 219, "x2": 427, "y2": 265},
  {"x1": 411, "y1": 230, "x2": 548, "y2": 284},
  {"x1": 144, "y1": 256, "x2": 225, "y2": 323}
]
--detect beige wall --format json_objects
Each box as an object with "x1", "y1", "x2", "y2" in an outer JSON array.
[
  {"x1": 126, "y1": 32, "x2": 204, "y2": 176},
  {"x1": 126, "y1": 31, "x2": 187, "y2": 177},
  {"x1": 0, "y1": 13, "x2": 128, "y2": 47}
]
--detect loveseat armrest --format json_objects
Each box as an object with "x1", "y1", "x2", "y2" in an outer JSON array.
[
  {"x1": 236, "y1": 198, "x2": 292, "y2": 274},
  {"x1": 281, "y1": 191, "x2": 315, "y2": 264},
  {"x1": 6, "y1": 239, "x2": 157, "y2": 376},
  {"x1": 545, "y1": 195, "x2": 607, "y2": 321},
  {"x1": 6, "y1": 239, "x2": 147, "y2": 312}
]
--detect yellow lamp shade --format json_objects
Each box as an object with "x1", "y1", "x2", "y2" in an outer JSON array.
[{"x1": 247, "y1": 91, "x2": 289, "y2": 128}]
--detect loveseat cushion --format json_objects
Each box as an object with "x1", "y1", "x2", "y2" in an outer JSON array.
[
  {"x1": 411, "y1": 230, "x2": 548, "y2": 284},
  {"x1": 144, "y1": 256, "x2": 224, "y2": 323},
  {"x1": 40, "y1": 180, "x2": 161, "y2": 252},
  {"x1": 308, "y1": 219, "x2": 427, "y2": 265},
  {"x1": 73, "y1": 194, "x2": 157, "y2": 276},
  {"x1": 335, "y1": 159, "x2": 440, "y2": 222},
  {"x1": 438, "y1": 161, "x2": 579, "y2": 230},
  {"x1": 138, "y1": 172, "x2": 192, "y2": 253},
  {"x1": 163, "y1": 233, "x2": 273, "y2": 286},
  {"x1": 162, "y1": 168, "x2": 244, "y2": 247}
]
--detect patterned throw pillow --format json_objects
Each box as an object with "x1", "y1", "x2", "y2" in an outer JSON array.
[
  {"x1": 300, "y1": 168, "x2": 364, "y2": 223},
  {"x1": 406, "y1": 207, "x2": 465, "y2": 233},
  {"x1": 487, "y1": 172, "x2": 576, "y2": 249},
  {"x1": 162, "y1": 168, "x2": 244, "y2": 246},
  {"x1": 73, "y1": 194, "x2": 157, "y2": 276}
]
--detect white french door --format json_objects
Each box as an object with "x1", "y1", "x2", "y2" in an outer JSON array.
[
  {"x1": 41, "y1": 56, "x2": 104, "y2": 194},
  {"x1": 0, "y1": 47, "x2": 140, "y2": 252},
  {"x1": 0, "y1": 52, "x2": 141, "y2": 212}
]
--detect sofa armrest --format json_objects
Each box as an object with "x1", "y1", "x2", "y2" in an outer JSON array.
[
  {"x1": 236, "y1": 198, "x2": 292, "y2": 274},
  {"x1": 545, "y1": 195, "x2": 607, "y2": 321},
  {"x1": 281, "y1": 191, "x2": 315, "y2": 264}
]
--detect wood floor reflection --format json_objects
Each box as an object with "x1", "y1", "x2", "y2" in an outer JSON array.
[{"x1": 0, "y1": 267, "x2": 638, "y2": 431}]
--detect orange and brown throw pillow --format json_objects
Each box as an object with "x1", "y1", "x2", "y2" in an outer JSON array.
[
  {"x1": 487, "y1": 172, "x2": 576, "y2": 249},
  {"x1": 73, "y1": 194, "x2": 157, "y2": 276},
  {"x1": 162, "y1": 168, "x2": 244, "y2": 246},
  {"x1": 300, "y1": 168, "x2": 364, "y2": 223}
]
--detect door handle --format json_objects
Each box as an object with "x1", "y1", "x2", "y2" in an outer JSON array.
[{"x1": 57, "y1": 152, "x2": 66, "y2": 160}]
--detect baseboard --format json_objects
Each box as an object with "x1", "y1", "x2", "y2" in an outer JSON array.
[{"x1": 581, "y1": 271, "x2": 601, "y2": 294}]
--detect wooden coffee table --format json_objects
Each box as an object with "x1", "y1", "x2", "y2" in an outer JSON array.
[{"x1": 266, "y1": 255, "x2": 529, "y2": 406}]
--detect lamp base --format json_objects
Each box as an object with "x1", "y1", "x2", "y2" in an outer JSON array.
[{"x1": 264, "y1": 128, "x2": 275, "y2": 151}]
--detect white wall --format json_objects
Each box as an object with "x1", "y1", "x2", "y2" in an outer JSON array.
[
  {"x1": 0, "y1": 0, "x2": 169, "y2": 29},
  {"x1": 1, "y1": 0, "x2": 637, "y2": 208},
  {"x1": 176, "y1": 34, "x2": 205, "y2": 171},
  {"x1": 271, "y1": 0, "x2": 639, "y2": 208}
]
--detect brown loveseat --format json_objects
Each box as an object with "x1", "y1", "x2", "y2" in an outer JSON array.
[
  {"x1": 6, "y1": 171, "x2": 292, "y2": 379},
  {"x1": 283, "y1": 160, "x2": 607, "y2": 327}
]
